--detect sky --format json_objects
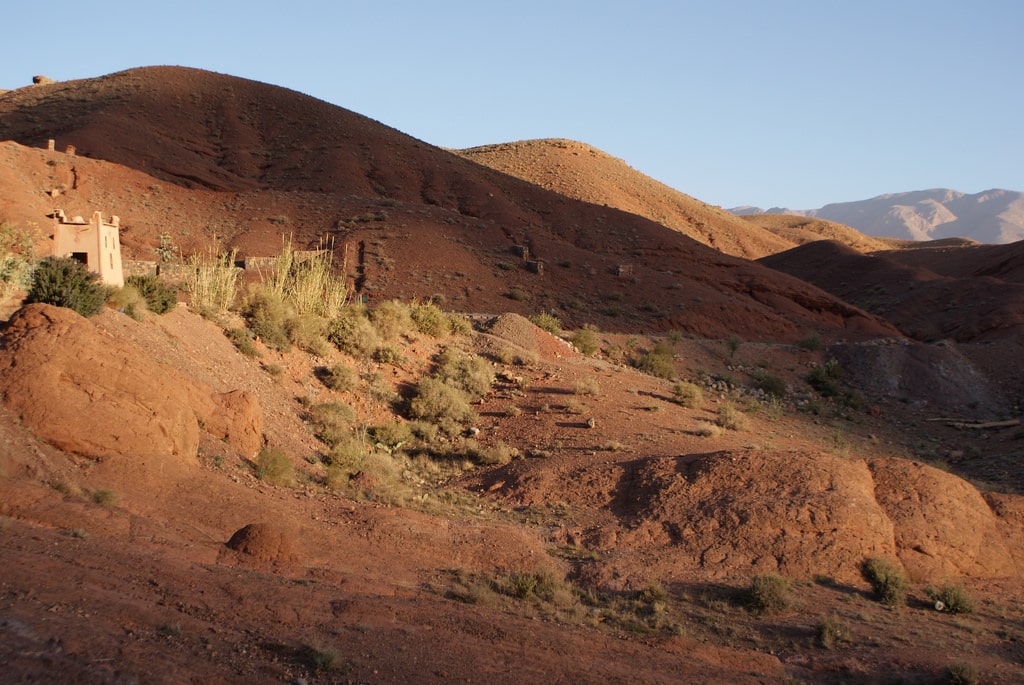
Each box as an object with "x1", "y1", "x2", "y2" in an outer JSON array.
[{"x1": 3, "y1": 1, "x2": 1021, "y2": 209}]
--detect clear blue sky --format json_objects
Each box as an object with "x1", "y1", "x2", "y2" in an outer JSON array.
[{"x1": 3, "y1": 1, "x2": 1021, "y2": 209}]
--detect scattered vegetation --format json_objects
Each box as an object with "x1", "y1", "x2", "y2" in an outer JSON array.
[
  {"x1": 224, "y1": 327, "x2": 260, "y2": 357},
  {"x1": 739, "y1": 574, "x2": 792, "y2": 615},
  {"x1": 926, "y1": 583, "x2": 974, "y2": 615},
  {"x1": 574, "y1": 377, "x2": 601, "y2": 396},
  {"x1": 862, "y1": 557, "x2": 908, "y2": 607},
  {"x1": 672, "y1": 381, "x2": 703, "y2": 408},
  {"x1": 328, "y1": 306, "x2": 380, "y2": 357},
  {"x1": 756, "y1": 373, "x2": 787, "y2": 399},
  {"x1": 947, "y1": 662, "x2": 978, "y2": 685},
  {"x1": 797, "y1": 332, "x2": 823, "y2": 351},
  {"x1": 410, "y1": 302, "x2": 450, "y2": 337},
  {"x1": 0, "y1": 221, "x2": 36, "y2": 306},
  {"x1": 26, "y1": 256, "x2": 110, "y2": 317},
  {"x1": 307, "y1": 402, "x2": 355, "y2": 447},
  {"x1": 254, "y1": 448, "x2": 295, "y2": 486},
  {"x1": 184, "y1": 247, "x2": 239, "y2": 315},
  {"x1": 263, "y1": 235, "x2": 346, "y2": 319},
  {"x1": 807, "y1": 358, "x2": 844, "y2": 397},
  {"x1": 635, "y1": 342, "x2": 676, "y2": 379},
  {"x1": 125, "y1": 274, "x2": 178, "y2": 314},
  {"x1": 570, "y1": 325, "x2": 600, "y2": 355},
  {"x1": 318, "y1": 363, "x2": 356, "y2": 391},
  {"x1": 815, "y1": 615, "x2": 849, "y2": 649},
  {"x1": 716, "y1": 402, "x2": 749, "y2": 431},
  {"x1": 434, "y1": 349, "x2": 494, "y2": 400},
  {"x1": 409, "y1": 377, "x2": 477, "y2": 434},
  {"x1": 529, "y1": 312, "x2": 561, "y2": 335}
]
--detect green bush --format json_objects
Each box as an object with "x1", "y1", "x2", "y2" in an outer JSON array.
[
  {"x1": 741, "y1": 574, "x2": 792, "y2": 615},
  {"x1": 286, "y1": 312, "x2": 330, "y2": 356},
  {"x1": 757, "y1": 373, "x2": 787, "y2": 399},
  {"x1": 255, "y1": 448, "x2": 295, "y2": 486},
  {"x1": 26, "y1": 256, "x2": 110, "y2": 317},
  {"x1": 529, "y1": 312, "x2": 562, "y2": 335},
  {"x1": 327, "y1": 306, "x2": 380, "y2": 357},
  {"x1": 672, "y1": 381, "x2": 703, "y2": 408},
  {"x1": 370, "y1": 420, "x2": 415, "y2": 450},
  {"x1": 716, "y1": 402, "x2": 749, "y2": 431},
  {"x1": 797, "y1": 332, "x2": 823, "y2": 351},
  {"x1": 571, "y1": 325, "x2": 600, "y2": 355},
  {"x1": 926, "y1": 583, "x2": 974, "y2": 615},
  {"x1": 862, "y1": 557, "x2": 908, "y2": 606},
  {"x1": 409, "y1": 377, "x2": 477, "y2": 433},
  {"x1": 125, "y1": 274, "x2": 177, "y2": 314},
  {"x1": 947, "y1": 662, "x2": 978, "y2": 685},
  {"x1": 371, "y1": 300, "x2": 413, "y2": 340},
  {"x1": 318, "y1": 363, "x2": 356, "y2": 391},
  {"x1": 635, "y1": 342, "x2": 676, "y2": 380},
  {"x1": 242, "y1": 287, "x2": 292, "y2": 351},
  {"x1": 435, "y1": 349, "x2": 494, "y2": 400},
  {"x1": 225, "y1": 327, "x2": 261, "y2": 357},
  {"x1": 108, "y1": 284, "x2": 147, "y2": 320},
  {"x1": 307, "y1": 402, "x2": 355, "y2": 447},
  {"x1": 807, "y1": 358, "x2": 844, "y2": 397},
  {"x1": 0, "y1": 221, "x2": 35, "y2": 305},
  {"x1": 410, "y1": 302, "x2": 450, "y2": 337},
  {"x1": 815, "y1": 615, "x2": 849, "y2": 649},
  {"x1": 374, "y1": 344, "x2": 404, "y2": 365}
]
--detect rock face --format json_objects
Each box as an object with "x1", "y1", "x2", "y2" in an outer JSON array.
[
  {"x1": 0, "y1": 304, "x2": 262, "y2": 466},
  {"x1": 613, "y1": 451, "x2": 897, "y2": 583},
  {"x1": 869, "y1": 458, "x2": 1023, "y2": 579}
]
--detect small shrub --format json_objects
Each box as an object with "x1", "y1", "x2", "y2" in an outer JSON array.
[
  {"x1": 862, "y1": 557, "x2": 908, "y2": 606},
  {"x1": 757, "y1": 373, "x2": 787, "y2": 399},
  {"x1": 225, "y1": 327, "x2": 260, "y2": 357},
  {"x1": 947, "y1": 662, "x2": 978, "y2": 685},
  {"x1": 286, "y1": 312, "x2": 330, "y2": 356},
  {"x1": 308, "y1": 402, "x2": 355, "y2": 447},
  {"x1": 529, "y1": 312, "x2": 561, "y2": 335},
  {"x1": 410, "y1": 302, "x2": 449, "y2": 337},
  {"x1": 242, "y1": 287, "x2": 292, "y2": 351},
  {"x1": 694, "y1": 421, "x2": 721, "y2": 438},
  {"x1": 435, "y1": 349, "x2": 494, "y2": 400},
  {"x1": 318, "y1": 363, "x2": 356, "y2": 391},
  {"x1": 672, "y1": 382, "x2": 703, "y2": 408},
  {"x1": 373, "y1": 344, "x2": 404, "y2": 365},
  {"x1": 926, "y1": 583, "x2": 974, "y2": 615},
  {"x1": 471, "y1": 441, "x2": 519, "y2": 466},
  {"x1": 370, "y1": 420, "x2": 415, "y2": 450},
  {"x1": 108, "y1": 284, "x2": 147, "y2": 320},
  {"x1": 125, "y1": 274, "x2": 177, "y2": 314},
  {"x1": 727, "y1": 335, "x2": 742, "y2": 357},
  {"x1": 571, "y1": 325, "x2": 600, "y2": 355},
  {"x1": 807, "y1": 358, "x2": 844, "y2": 397},
  {"x1": 370, "y1": 300, "x2": 413, "y2": 340},
  {"x1": 507, "y1": 285, "x2": 529, "y2": 301},
  {"x1": 255, "y1": 448, "x2": 295, "y2": 486},
  {"x1": 328, "y1": 307, "x2": 380, "y2": 357},
  {"x1": 797, "y1": 332, "x2": 823, "y2": 351},
  {"x1": 741, "y1": 574, "x2": 792, "y2": 615},
  {"x1": 716, "y1": 402, "x2": 749, "y2": 431},
  {"x1": 574, "y1": 377, "x2": 601, "y2": 396},
  {"x1": 0, "y1": 221, "x2": 36, "y2": 305},
  {"x1": 91, "y1": 489, "x2": 119, "y2": 506},
  {"x1": 409, "y1": 377, "x2": 477, "y2": 433},
  {"x1": 815, "y1": 615, "x2": 849, "y2": 649},
  {"x1": 27, "y1": 256, "x2": 110, "y2": 316},
  {"x1": 635, "y1": 342, "x2": 676, "y2": 380},
  {"x1": 447, "y1": 313, "x2": 473, "y2": 336}
]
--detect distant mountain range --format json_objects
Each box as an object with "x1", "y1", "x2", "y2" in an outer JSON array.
[{"x1": 730, "y1": 189, "x2": 1024, "y2": 244}]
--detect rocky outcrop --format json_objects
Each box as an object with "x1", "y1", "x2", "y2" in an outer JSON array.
[{"x1": 0, "y1": 304, "x2": 262, "y2": 467}]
